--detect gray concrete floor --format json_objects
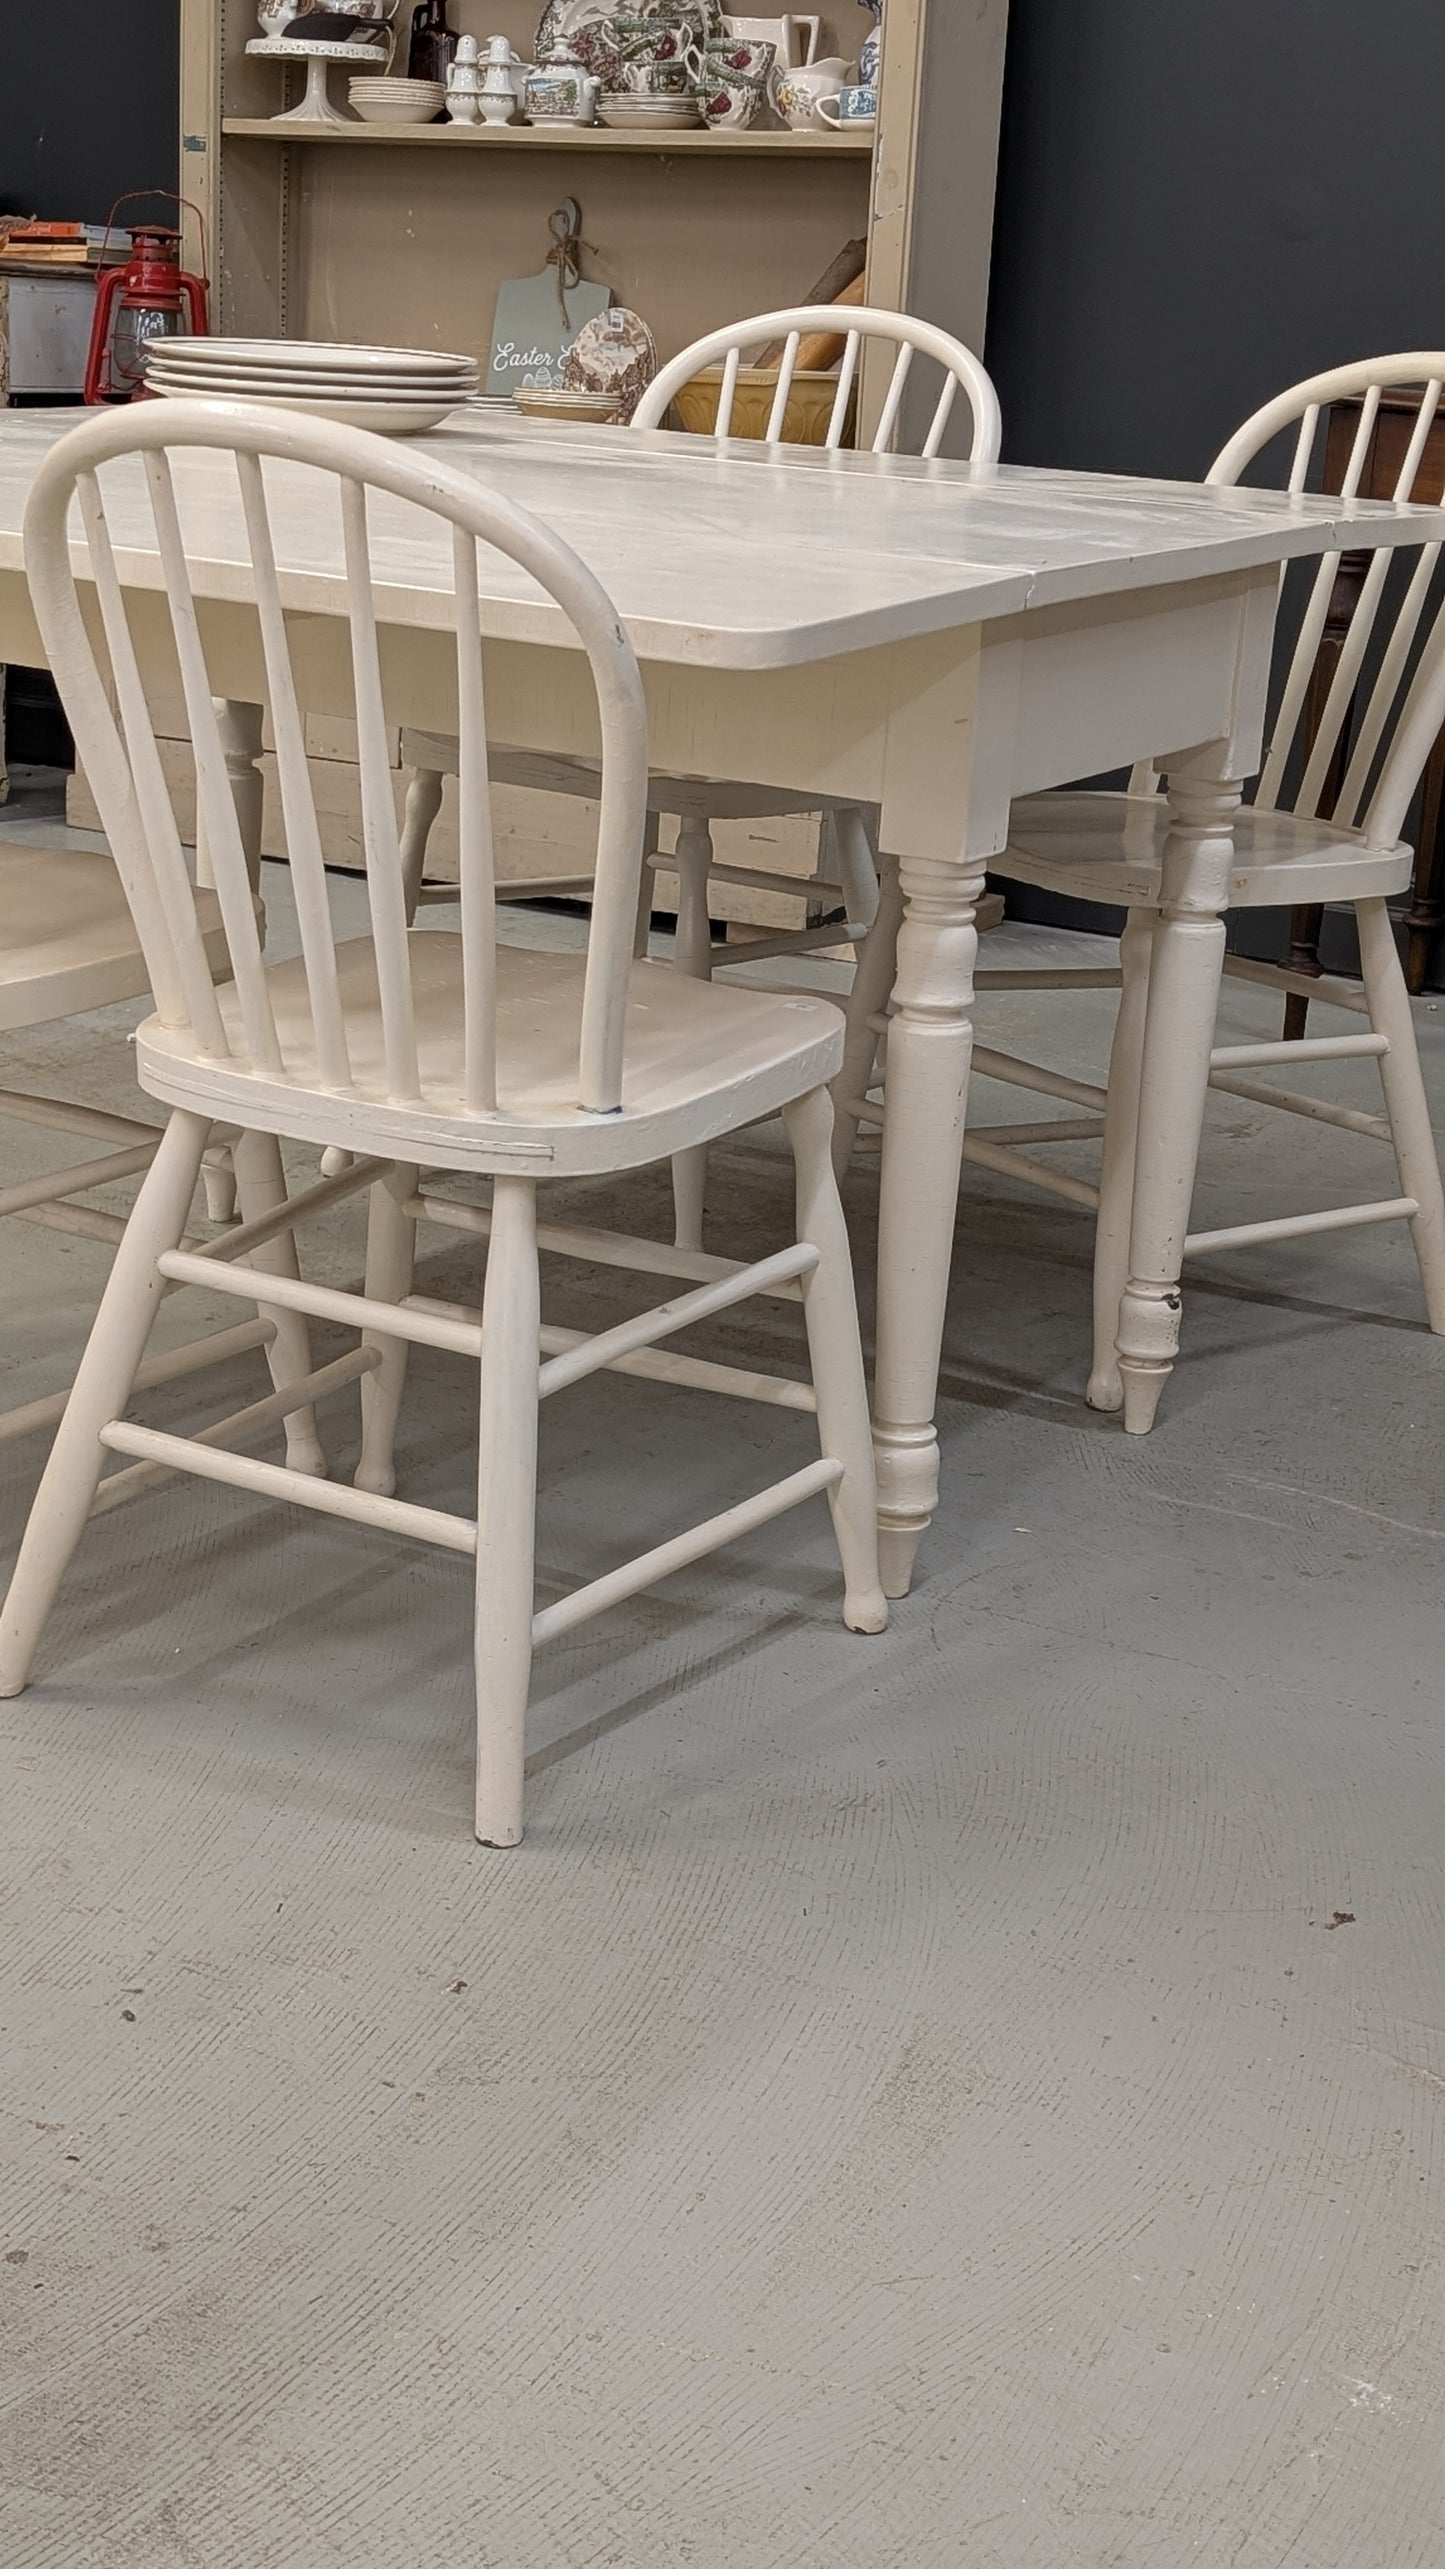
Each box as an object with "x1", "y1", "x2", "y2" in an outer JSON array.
[{"x1": 2, "y1": 775, "x2": 1444, "y2": 2567}]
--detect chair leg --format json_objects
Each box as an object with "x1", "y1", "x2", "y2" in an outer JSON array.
[
  {"x1": 634, "y1": 810, "x2": 660, "y2": 960},
  {"x1": 1356, "y1": 895, "x2": 1445, "y2": 1330},
  {"x1": 399, "y1": 766, "x2": 446, "y2": 925},
  {"x1": 473, "y1": 1175, "x2": 541, "y2": 1848},
  {"x1": 1088, "y1": 908, "x2": 1156, "y2": 1413},
  {"x1": 201, "y1": 1150, "x2": 239, "y2": 1223},
  {"x1": 355, "y1": 1163, "x2": 419, "y2": 1498},
  {"x1": 1115, "y1": 771, "x2": 1239, "y2": 1435},
  {"x1": 783, "y1": 1087, "x2": 888, "y2": 1635},
  {"x1": 0, "y1": 1110, "x2": 210, "y2": 1699},
  {"x1": 831, "y1": 853, "x2": 902, "y2": 1185},
  {"x1": 829, "y1": 804, "x2": 881, "y2": 933},
  {"x1": 230, "y1": 1129, "x2": 327, "y2": 1478},
  {"x1": 670, "y1": 814, "x2": 716, "y2": 1252}
]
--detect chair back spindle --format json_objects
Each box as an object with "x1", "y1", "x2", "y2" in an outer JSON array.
[
  {"x1": 634, "y1": 305, "x2": 1002, "y2": 465},
  {"x1": 1207, "y1": 355, "x2": 1445, "y2": 849},
  {"x1": 24, "y1": 401, "x2": 651, "y2": 1125}
]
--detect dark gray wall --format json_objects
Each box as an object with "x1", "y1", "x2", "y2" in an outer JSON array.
[
  {"x1": 2, "y1": 4, "x2": 179, "y2": 759},
  {"x1": 0, "y1": 1, "x2": 178, "y2": 226},
  {"x1": 986, "y1": 0, "x2": 1445, "y2": 481}
]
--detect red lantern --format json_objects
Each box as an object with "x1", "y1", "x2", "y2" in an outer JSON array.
[{"x1": 84, "y1": 194, "x2": 210, "y2": 406}]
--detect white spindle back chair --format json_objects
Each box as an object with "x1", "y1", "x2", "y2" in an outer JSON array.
[
  {"x1": 400, "y1": 305, "x2": 1002, "y2": 1250},
  {"x1": 631, "y1": 303, "x2": 1003, "y2": 458},
  {"x1": 2, "y1": 399, "x2": 886, "y2": 1845},
  {"x1": 906, "y1": 354, "x2": 1445, "y2": 1428},
  {"x1": 1211, "y1": 356, "x2": 1445, "y2": 838},
  {"x1": 34, "y1": 405, "x2": 651, "y2": 1128}
]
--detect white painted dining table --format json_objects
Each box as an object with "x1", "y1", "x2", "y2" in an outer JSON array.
[{"x1": 2, "y1": 404, "x2": 1443, "y2": 1595}]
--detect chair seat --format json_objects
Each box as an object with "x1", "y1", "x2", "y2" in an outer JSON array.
[
  {"x1": 998, "y1": 792, "x2": 1415, "y2": 911},
  {"x1": 136, "y1": 936, "x2": 845, "y2": 1177},
  {"x1": 0, "y1": 846, "x2": 232, "y2": 1033}
]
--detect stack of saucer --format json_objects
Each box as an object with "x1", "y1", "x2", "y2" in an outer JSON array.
[
  {"x1": 348, "y1": 74, "x2": 447, "y2": 123},
  {"x1": 144, "y1": 338, "x2": 481, "y2": 434},
  {"x1": 513, "y1": 385, "x2": 625, "y2": 424},
  {"x1": 596, "y1": 92, "x2": 703, "y2": 129}
]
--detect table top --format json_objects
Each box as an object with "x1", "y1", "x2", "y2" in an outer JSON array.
[{"x1": 3, "y1": 404, "x2": 1445, "y2": 673}]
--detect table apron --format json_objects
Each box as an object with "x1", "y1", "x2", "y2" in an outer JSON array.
[
  {"x1": 0, "y1": 557, "x2": 1277, "y2": 864},
  {"x1": 1001, "y1": 564, "x2": 1278, "y2": 801}
]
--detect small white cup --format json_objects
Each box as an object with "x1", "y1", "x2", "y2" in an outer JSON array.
[{"x1": 816, "y1": 83, "x2": 876, "y2": 127}]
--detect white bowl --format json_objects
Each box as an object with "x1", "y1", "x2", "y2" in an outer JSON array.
[{"x1": 350, "y1": 96, "x2": 443, "y2": 121}]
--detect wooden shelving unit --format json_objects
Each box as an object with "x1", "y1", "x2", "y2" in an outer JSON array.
[
  {"x1": 166, "y1": 0, "x2": 1010, "y2": 905},
  {"x1": 186, "y1": 1, "x2": 1008, "y2": 368},
  {"x1": 220, "y1": 117, "x2": 873, "y2": 154}
]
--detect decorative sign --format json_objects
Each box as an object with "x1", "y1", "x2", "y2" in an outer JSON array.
[
  {"x1": 486, "y1": 197, "x2": 612, "y2": 397},
  {"x1": 486, "y1": 271, "x2": 613, "y2": 397}
]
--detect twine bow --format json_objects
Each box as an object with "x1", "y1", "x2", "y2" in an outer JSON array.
[{"x1": 546, "y1": 198, "x2": 594, "y2": 318}]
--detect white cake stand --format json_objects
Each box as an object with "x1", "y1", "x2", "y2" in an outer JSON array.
[{"x1": 245, "y1": 34, "x2": 391, "y2": 125}]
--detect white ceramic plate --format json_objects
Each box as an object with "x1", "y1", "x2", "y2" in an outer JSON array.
[
  {"x1": 146, "y1": 338, "x2": 478, "y2": 379},
  {"x1": 148, "y1": 372, "x2": 477, "y2": 402},
  {"x1": 147, "y1": 351, "x2": 477, "y2": 384},
  {"x1": 150, "y1": 385, "x2": 463, "y2": 433},
  {"x1": 597, "y1": 99, "x2": 703, "y2": 125}
]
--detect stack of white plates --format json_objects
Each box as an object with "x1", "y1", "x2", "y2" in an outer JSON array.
[
  {"x1": 144, "y1": 337, "x2": 481, "y2": 434},
  {"x1": 348, "y1": 75, "x2": 447, "y2": 124}
]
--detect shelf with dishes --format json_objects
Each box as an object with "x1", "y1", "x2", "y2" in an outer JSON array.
[
  {"x1": 239, "y1": 0, "x2": 881, "y2": 146},
  {"x1": 220, "y1": 114, "x2": 872, "y2": 150},
  {"x1": 185, "y1": 0, "x2": 991, "y2": 926}
]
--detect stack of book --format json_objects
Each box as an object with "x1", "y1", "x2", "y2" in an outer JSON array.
[{"x1": 0, "y1": 222, "x2": 128, "y2": 275}]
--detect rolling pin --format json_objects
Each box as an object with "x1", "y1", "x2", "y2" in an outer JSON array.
[
  {"x1": 751, "y1": 242, "x2": 866, "y2": 368},
  {"x1": 793, "y1": 272, "x2": 867, "y2": 372}
]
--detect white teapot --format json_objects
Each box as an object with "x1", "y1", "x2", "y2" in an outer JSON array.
[{"x1": 523, "y1": 39, "x2": 600, "y2": 124}]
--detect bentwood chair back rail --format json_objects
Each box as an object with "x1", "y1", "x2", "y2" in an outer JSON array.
[
  {"x1": 981, "y1": 355, "x2": 1445, "y2": 1427},
  {"x1": 632, "y1": 305, "x2": 1004, "y2": 457},
  {"x1": 400, "y1": 305, "x2": 1004, "y2": 1253},
  {"x1": 0, "y1": 400, "x2": 886, "y2": 1845},
  {"x1": 1240, "y1": 373, "x2": 1445, "y2": 1016}
]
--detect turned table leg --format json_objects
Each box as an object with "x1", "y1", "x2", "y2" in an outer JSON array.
[
  {"x1": 201, "y1": 700, "x2": 265, "y2": 893},
  {"x1": 871, "y1": 850, "x2": 987, "y2": 1598},
  {"x1": 1114, "y1": 764, "x2": 1239, "y2": 1434},
  {"x1": 200, "y1": 701, "x2": 266, "y2": 1220}
]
